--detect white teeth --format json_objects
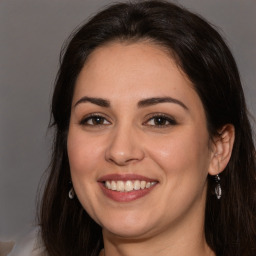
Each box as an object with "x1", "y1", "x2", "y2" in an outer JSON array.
[
  {"x1": 134, "y1": 180, "x2": 141, "y2": 190},
  {"x1": 104, "y1": 180, "x2": 157, "y2": 192},
  {"x1": 140, "y1": 180, "x2": 146, "y2": 189},
  {"x1": 105, "y1": 181, "x2": 111, "y2": 189},
  {"x1": 111, "y1": 181, "x2": 117, "y2": 190},
  {"x1": 125, "y1": 180, "x2": 133, "y2": 191},
  {"x1": 116, "y1": 181, "x2": 124, "y2": 192}
]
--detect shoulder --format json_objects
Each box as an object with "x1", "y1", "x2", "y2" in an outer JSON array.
[{"x1": 8, "y1": 227, "x2": 48, "y2": 256}]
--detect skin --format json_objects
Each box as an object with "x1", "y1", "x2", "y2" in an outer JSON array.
[{"x1": 67, "y1": 41, "x2": 234, "y2": 256}]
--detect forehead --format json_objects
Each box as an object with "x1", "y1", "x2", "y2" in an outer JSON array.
[{"x1": 75, "y1": 42, "x2": 191, "y2": 93}]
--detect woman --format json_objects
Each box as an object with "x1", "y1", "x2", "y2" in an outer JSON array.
[{"x1": 38, "y1": 0, "x2": 256, "y2": 256}]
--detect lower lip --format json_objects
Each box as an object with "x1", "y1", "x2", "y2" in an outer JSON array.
[{"x1": 98, "y1": 182, "x2": 157, "y2": 202}]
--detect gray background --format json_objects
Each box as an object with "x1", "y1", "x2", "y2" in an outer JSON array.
[{"x1": 1, "y1": 0, "x2": 255, "y2": 241}]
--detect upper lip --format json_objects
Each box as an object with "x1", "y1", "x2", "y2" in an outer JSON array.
[{"x1": 97, "y1": 173, "x2": 158, "y2": 182}]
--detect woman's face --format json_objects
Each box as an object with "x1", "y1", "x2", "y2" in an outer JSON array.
[{"x1": 67, "y1": 42, "x2": 215, "y2": 239}]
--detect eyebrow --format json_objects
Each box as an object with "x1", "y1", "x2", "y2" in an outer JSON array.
[
  {"x1": 138, "y1": 97, "x2": 188, "y2": 110},
  {"x1": 74, "y1": 96, "x2": 188, "y2": 110},
  {"x1": 74, "y1": 96, "x2": 110, "y2": 108}
]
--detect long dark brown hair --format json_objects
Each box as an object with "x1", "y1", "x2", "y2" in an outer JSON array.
[{"x1": 39, "y1": 1, "x2": 256, "y2": 255}]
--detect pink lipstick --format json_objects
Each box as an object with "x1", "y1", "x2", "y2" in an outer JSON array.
[{"x1": 98, "y1": 174, "x2": 158, "y2": 202}]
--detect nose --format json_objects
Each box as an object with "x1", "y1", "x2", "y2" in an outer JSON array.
[{"x1": 105, "y1": 125, "x2": 145, "y2": 166}]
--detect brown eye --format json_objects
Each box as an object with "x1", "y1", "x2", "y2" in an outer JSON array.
[
  {"x1": 80, "y1": 115, "x2": 111, "y2": 126},
  {"x1": 145, "y1": 114, "x2": 177, "y2": 127},
  {"x1": 153, "y1": 117, "x2": 168, "y2": 126},
  {"x1": 91, "y1": 116, "x2": 105, "y2": 125}
]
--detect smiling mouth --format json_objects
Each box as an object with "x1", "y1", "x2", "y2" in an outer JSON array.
[
  {"x1": 98, "y1": 174, "x2": 158, "y2": 202},
  {"x1": 104, "y1": 180, "x2": 157, "y2": 192}
]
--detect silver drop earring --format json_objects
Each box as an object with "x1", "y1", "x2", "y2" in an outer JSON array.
[
  {"x1": 69, "y1": 187, "x2": 75, "y2": 199},
  {"x1": 214, "y1": 174, "x2": 222, "y2": 199}
]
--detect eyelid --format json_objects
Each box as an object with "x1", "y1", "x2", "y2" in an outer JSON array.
[
  {"x1": 78, "y1": 112, "x2": 177, "y2": 127},
  {"x1": 79, "y1": 112, "x2": 112, "y2": 126},
  {"x1": 143, "y1": 113, "x2": 177, "y2": 127}
]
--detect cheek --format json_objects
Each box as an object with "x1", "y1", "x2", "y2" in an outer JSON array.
[
  {"x1": 147, "y1": 129, "x2": 210, "y2": 214},
  {"x1": 67, "y1": 128, "x2": 103, "y2": 177},
  {"x1": 148, "y1": 128, "x2": 210, "y2": 179},
  {"x1": 67, "y1": 128, "x2": 104, "y2": 220}
]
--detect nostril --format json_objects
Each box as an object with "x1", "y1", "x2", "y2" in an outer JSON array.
[{"x1": 105, "y1": 147, "x2": 145, "y2": 166}]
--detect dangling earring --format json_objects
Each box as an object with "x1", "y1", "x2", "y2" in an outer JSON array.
[
  {"x1": 69, "y1": 187, "x2": 75, "y2": 199},
  {"x1": 214, "y1": 174, "x2": 221, "y2": 199}
]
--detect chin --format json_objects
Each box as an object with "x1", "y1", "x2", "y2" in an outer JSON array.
[{"x1": 100, "y1": 215, "x2": 157, "y2": 239}]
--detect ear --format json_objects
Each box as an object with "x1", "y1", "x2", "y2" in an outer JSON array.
[{"x1": 208, "y1": 124, "x2": 235, "y2": 175}]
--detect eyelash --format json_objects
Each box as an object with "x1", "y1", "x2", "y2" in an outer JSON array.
[
  {"x1": 79, "y1": 113, "x2": 111, "y2": 126},
  {"x1": 143, "y1": 113, "x2": 177, "y2": 128},
  {"x1": 79, "y1": 113, "x2": 177, "y2": 128}
]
